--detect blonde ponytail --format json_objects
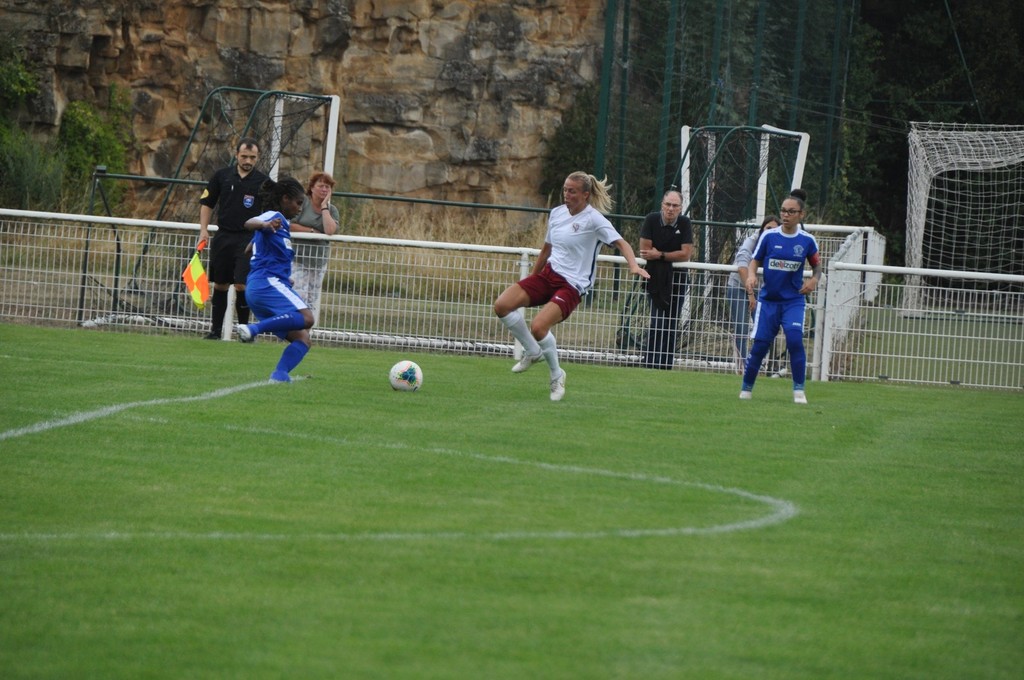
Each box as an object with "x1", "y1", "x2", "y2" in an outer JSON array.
[{"x1": 566, "y1": 171, "x2": 614, "y2": 214}]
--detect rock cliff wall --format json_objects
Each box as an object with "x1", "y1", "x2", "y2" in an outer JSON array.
[{"x1": 0, "y1": 0, "x2": 606, "y2": 206}]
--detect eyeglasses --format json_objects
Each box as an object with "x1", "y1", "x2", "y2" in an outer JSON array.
[
  {"x1": 662, "y1": 202, "x2": 681, "y2": 208},
  {"x1": 779, "y1": 208, "x2": 802, "y2": 215}
]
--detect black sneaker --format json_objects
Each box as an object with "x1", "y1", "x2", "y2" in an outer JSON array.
[{"x1": 203, "y1": 331, "x2": 221, "y2": 340}]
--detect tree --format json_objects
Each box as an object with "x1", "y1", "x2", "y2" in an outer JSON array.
[
  {"x1": 858, "y1": 0, "x2": 1024, "y2": 260},
  {"x1": 0, "y1": 33, "x2": 63, "y2": 210}
]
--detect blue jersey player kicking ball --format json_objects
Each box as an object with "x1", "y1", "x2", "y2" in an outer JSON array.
[
  {"x1": 740, "y1": 189, "x2": 822, "y2": 404},
  {"x1": 235, "y1": 176, "x2": 314, "y2": 383}
]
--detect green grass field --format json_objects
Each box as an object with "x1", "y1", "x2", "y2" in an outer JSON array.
[{"x1": 1, "y1": 323, "x2": 1022, "y2": 679}]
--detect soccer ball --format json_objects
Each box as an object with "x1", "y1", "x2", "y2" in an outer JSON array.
[{"x1": 388, "y1": 360, "x2": 423, "y2": 391}]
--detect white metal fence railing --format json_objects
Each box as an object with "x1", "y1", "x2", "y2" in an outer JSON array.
[
  {"x1": 821, "y1": 263, "x2": 1024, "y2": 389},
  {"x1": 3, "y1": 208, "x2": 1019, "y2": 389}
]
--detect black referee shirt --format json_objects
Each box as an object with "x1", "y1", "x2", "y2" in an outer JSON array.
[{"x1": 199, "y1": 166, "x2": 269, "y2": 233}]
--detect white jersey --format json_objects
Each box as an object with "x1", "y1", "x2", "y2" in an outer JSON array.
[{"x1": 545, "y1": 204, "x2": 623, "y2": 294}]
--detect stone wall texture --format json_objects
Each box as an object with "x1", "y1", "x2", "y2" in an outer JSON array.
[{"x1": 0, "y1": 0, "x2": 606, "y2": 206}]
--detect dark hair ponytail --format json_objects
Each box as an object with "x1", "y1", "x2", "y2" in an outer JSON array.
[{"x1": 258, "y1": 176, "x2": 305, "y2": 211}]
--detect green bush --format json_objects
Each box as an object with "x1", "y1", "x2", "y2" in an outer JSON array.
[
  {"x1": 0, "y1": 36, "x2": 61, "y2": 210},
  {"x1": 0, "y1": 37, "x2": 36, "y2": 114},
  {"x1": 56, "y1": 85, "x2": 133, "y2": 210},
  {"x1": 0, "y1": 123, "x2": 64, "y2": 209}
]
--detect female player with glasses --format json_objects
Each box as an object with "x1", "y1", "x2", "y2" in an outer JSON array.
[{"x1": 740, "y1": 188, "x2": 821, "y2": 404}]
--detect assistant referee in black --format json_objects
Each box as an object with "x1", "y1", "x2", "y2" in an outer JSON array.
[{"x1": 197, "y1": 137, "x2": 269, "y2": 340}]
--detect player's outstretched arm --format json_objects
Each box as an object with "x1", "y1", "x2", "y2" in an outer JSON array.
[{"x1": 613, "y1": 238, "x2": 651, "y2": 280}]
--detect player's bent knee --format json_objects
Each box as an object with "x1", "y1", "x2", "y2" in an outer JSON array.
[
  {"x1": 783, "y1": 328, "x2": 804, "y2": 348},
  {"x1": 287, "y1": 330, "x2": 312, "y2": 346}
]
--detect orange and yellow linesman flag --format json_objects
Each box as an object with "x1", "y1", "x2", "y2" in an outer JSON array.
[{"x1": 182, "y1": 239, "x2": 210, "y2": 310}]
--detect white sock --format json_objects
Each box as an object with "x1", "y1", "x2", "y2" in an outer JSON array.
[
  {"x1": 539, "y1": 332, "x2": 560, "y2": 377},
  {"x1": 499, "y1": 310, "x2": 541, "y2": 356}
]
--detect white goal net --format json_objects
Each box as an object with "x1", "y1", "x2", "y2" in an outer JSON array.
[
  {"x1": 96, "y1": 87, "x2": 340, "y2": 326},
  {"x1": 633, "y1": 123, "x2": 811, "y2": 366},
  {"x1": 905, "y1": 122, "x2": 1024, "y2": 310},
  {"x1": 156, "y1": 87, "x2": 341, "y2": 224}
]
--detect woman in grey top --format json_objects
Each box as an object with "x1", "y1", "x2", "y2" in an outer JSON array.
[
  {"x1": 290, "y1": 172, "x2": 340, "y2": 323},
  {"x1": 726, "y1": 214, "x2": 778, "y2": 369}
]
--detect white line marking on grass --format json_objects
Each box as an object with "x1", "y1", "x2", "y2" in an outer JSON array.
[
  {"x1": 0, "y1": 380, "x2": 287, "y2": 442},
  {"x1": 0, "y1": 424, "x2": 799, "y2": 542},
  {"x1": 251, "y1": 430, "x2": 800, "y2": 536},
  {"x1": 469, "y1": 455, "x2": 800, "y2": 536}
]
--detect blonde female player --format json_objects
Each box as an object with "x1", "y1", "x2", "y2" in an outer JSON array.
[{"x1": 493, "y1": 171, "x2": 650, "y2": 401}]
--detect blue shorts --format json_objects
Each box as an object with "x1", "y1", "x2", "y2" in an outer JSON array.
[
  {"x1": 245, "y1": 275, "x2": 308, "y2": 322},
  {"x1": 750, "y1": 297, "x2": 805, "y2": 342}
]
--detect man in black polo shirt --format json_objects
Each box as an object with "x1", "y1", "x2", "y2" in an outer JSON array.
[
  {"x1": 198, "y1": 137, "x2": 269, "y2": 340},
  {"x1": 637, "y1": 190, "x2": 695, "y2": 369}
]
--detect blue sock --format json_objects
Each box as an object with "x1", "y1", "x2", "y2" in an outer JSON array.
[
  {"x1": 274, "y1": 341, "x2": 310, "y2": 377},
  {"x1": 253, "y1": 310, "x2": 306, "y2": 335}
]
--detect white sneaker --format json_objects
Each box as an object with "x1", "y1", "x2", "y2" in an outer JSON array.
[
  {"x1": 550, "y1": 369, "x2": 566, "y2": 401},
  {"x1": 793, "y1": 390, "x2": 807, "y2": 404},
  {"x1": 511, "y1": 352, "x2": 541, "y2": 373},
  {"x1": 236, "y1": 324, "x2": 254, "y2": 343},
  {"x1": 739, "y1": 390, "x2": 752, "y2": 400}
]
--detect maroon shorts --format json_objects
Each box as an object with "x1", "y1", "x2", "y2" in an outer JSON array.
[{"x1": 517, "y1": 264, "x2": 582, "y2": 320}]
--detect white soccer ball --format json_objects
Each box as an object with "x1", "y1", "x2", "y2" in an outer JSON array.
[{"x1": 389, "y1": 360, "x2": 423, "y2": 391}]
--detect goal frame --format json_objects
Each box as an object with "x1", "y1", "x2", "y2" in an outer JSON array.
[
  {"x1": 905, "y1": 121, "x2": 1024, "y2": 310},
  {"x1": 678, "y1": 123, "x2": 810, "y2": 228},
  {"x1": 154, "y1": 86, "x2": 341, "y2": 222}
]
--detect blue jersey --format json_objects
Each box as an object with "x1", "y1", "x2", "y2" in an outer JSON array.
[
  {"x1": 247, "y1": 210, "x2": 294, "y2": 281},
  {"x1": 752, "y1": 228, "x2": 819, "y2": 302}
]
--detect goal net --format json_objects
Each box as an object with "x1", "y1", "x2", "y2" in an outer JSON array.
[
  {"x1": 905, "y1": 122, "x2": 1024, "y2": 311},
  {"x1": 86, "y1": 87, "x2": 340, "y2": 328},
  {"x1": 679, "y1": 124, "x2": 809, "y2": 257},
  {"x1": 620, "y1": 124, "x2": 808, "y2": 367},
  {"x1": 156, "y1": 87, "x2": 340, "y2": 223}
]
